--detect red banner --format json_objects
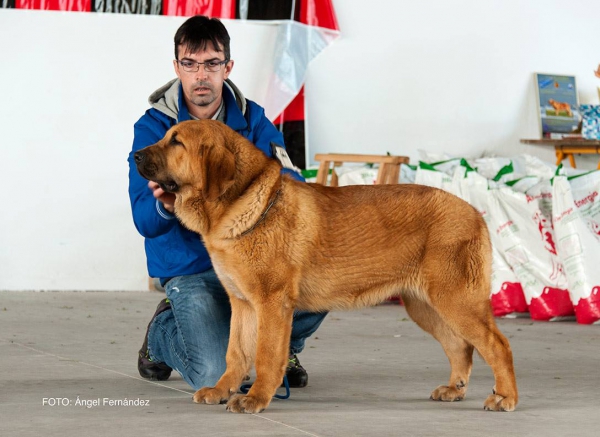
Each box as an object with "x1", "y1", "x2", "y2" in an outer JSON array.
[
  {"x1": 16, "y1": 0, "x2": 91, "y2": 11},
  {"x1": 300, "y1": 0, "x2": 338, "y2": 30},
  {"x1": 162, "y1": 0, "x2": 236, "y2": 18}
]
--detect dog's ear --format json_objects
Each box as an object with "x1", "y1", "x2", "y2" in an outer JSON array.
[{"x1": 201, "y1": 144, "x2": 236, "y2": 201}]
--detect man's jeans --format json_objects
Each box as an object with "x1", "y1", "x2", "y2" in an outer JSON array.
[{"x1": 147, "y1": 269, "x2": 327, "y2": 390}]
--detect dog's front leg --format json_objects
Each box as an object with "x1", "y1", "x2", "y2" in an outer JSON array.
[
  {"x1": 193, "y1": 297, "x2": 256, "y2": 406},
  {"x1": 226, "y1": 296, "x2": 294, "y2": 413}
]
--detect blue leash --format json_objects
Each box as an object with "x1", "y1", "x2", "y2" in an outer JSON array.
[{"x1": 239, "y1": 375, "x2": 291, "y2": 400}]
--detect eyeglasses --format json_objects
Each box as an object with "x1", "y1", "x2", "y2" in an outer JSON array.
[{"x1": 176, "y1": 59, "x2": 229, "y2": 73}]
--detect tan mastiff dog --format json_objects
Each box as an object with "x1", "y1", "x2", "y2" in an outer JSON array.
[{"x1": 134, "y1": 119, "x2": 518, "y2": 414}]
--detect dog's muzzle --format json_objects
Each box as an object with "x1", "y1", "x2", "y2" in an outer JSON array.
[
  {"x1": 134, "y1": 150, "x2": 179, "y2": 193},
  {"x1": 134, "y1": 150, "x2": 156, "y2": 179},
  {"x1": 133, "y1": 150, "x2": 145, "y2": 165}
]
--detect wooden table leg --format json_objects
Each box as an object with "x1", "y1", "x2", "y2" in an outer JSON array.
[
  {"x1": 316, "y1": 160, "x2": 330, "y2": 185},
  {"x1": 555, "y1": 149, "x2": 564, "y2": 166},
  {"x1": 330, "y1": 170, "x2": 339, "y2": 187},
  {"x1": 555, "y1": 148, "x2": 576, "y2": 168}
]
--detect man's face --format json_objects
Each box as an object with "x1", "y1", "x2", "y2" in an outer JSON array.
[{"x1": 174, "y1": 43, "x2": 233, "y2": 116}]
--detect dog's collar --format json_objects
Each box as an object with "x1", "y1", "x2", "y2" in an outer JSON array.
[{"x1": 240, "y1": 188, "x2": 281, "y2": 237}]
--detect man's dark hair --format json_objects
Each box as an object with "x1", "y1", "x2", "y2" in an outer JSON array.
[{"x1": 174, "y1": 16, "x2": 231, "y2": 61}]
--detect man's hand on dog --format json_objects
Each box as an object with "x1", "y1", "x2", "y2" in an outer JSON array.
[{"x1": 148, "y1": 181, "x2": 175, "y2": 213}]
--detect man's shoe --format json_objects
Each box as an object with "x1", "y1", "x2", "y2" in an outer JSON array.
[
  {"x1": 138, "y1": 299, "x2": 173, "y2": 381},
  {"x1": 284, "y1": 354, "x2": 308, "y2": 388}
]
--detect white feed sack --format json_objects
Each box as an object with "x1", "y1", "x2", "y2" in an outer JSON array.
[
  {"x1": 342, "y1": 153, "x2": 599, "y2": 324},
  {"x1": 490, "y1": 186, "x2": 574, "y2": 321},
  {"x1": 552, "y1": 172, "x2": 600, "y2": 324}
]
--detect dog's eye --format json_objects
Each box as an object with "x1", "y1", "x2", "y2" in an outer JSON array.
[{"x1": 169, "y1": 134, "x2": 182, "y2": 147}]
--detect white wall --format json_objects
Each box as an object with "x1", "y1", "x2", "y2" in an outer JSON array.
[
  {"x1": 0, "y1": 10, "x2": 278, "y2": 291},
  {"x1": 307, "y1": 0, "x2": 600, "y2": 167},
  {"x1": 1, "y1": 1, "x2": 600, "y2": 291}
]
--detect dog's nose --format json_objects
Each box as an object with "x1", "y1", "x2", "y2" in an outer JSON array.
[{"x1": 134, "y1": 151, "x2": 145, "y2": 164}]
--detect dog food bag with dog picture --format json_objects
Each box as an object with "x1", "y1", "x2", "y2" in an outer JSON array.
[{"x1": 552, "y1": 172, "x2": 600, "y2": 324}]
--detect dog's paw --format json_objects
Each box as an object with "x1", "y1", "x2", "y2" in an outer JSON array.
[
  {"x1": 430, "y1": 385, "x2": 466, "y2": 402},
  {"x1": 192, "y1": 387, "x2": 230, "y2": 405},
  {"x1": 226, "y1": 394, "x2": 269, "y2": 414},
  {"x1": 483, "y1": 394, "x2": 516, "y2": 412}
]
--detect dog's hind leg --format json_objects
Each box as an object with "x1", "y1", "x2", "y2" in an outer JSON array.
[
  {"x1": 425, "y1": 285, "x2": 518, "y2": 412},
  {"x1": 193, "y1": 297, "x2": 257, "y2": 406},
  {"x1": 402, "y1": 294, "x2": 474, "y2": 402},
  {"x1": 420, "y1": 234, "x2": 518, "y2": 411}
]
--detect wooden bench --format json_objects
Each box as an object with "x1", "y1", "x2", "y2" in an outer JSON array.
[{"x1": 314, "y1": 153, "x2": 410, "y2": 186}]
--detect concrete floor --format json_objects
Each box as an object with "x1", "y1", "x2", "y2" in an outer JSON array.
[{"x1": 1, "y1": 291, "x2": 598, "y2": 437}]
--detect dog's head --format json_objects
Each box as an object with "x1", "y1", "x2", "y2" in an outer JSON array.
[{"x1": 135, "y1": 120, "x2": 236, "y2": 201}]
